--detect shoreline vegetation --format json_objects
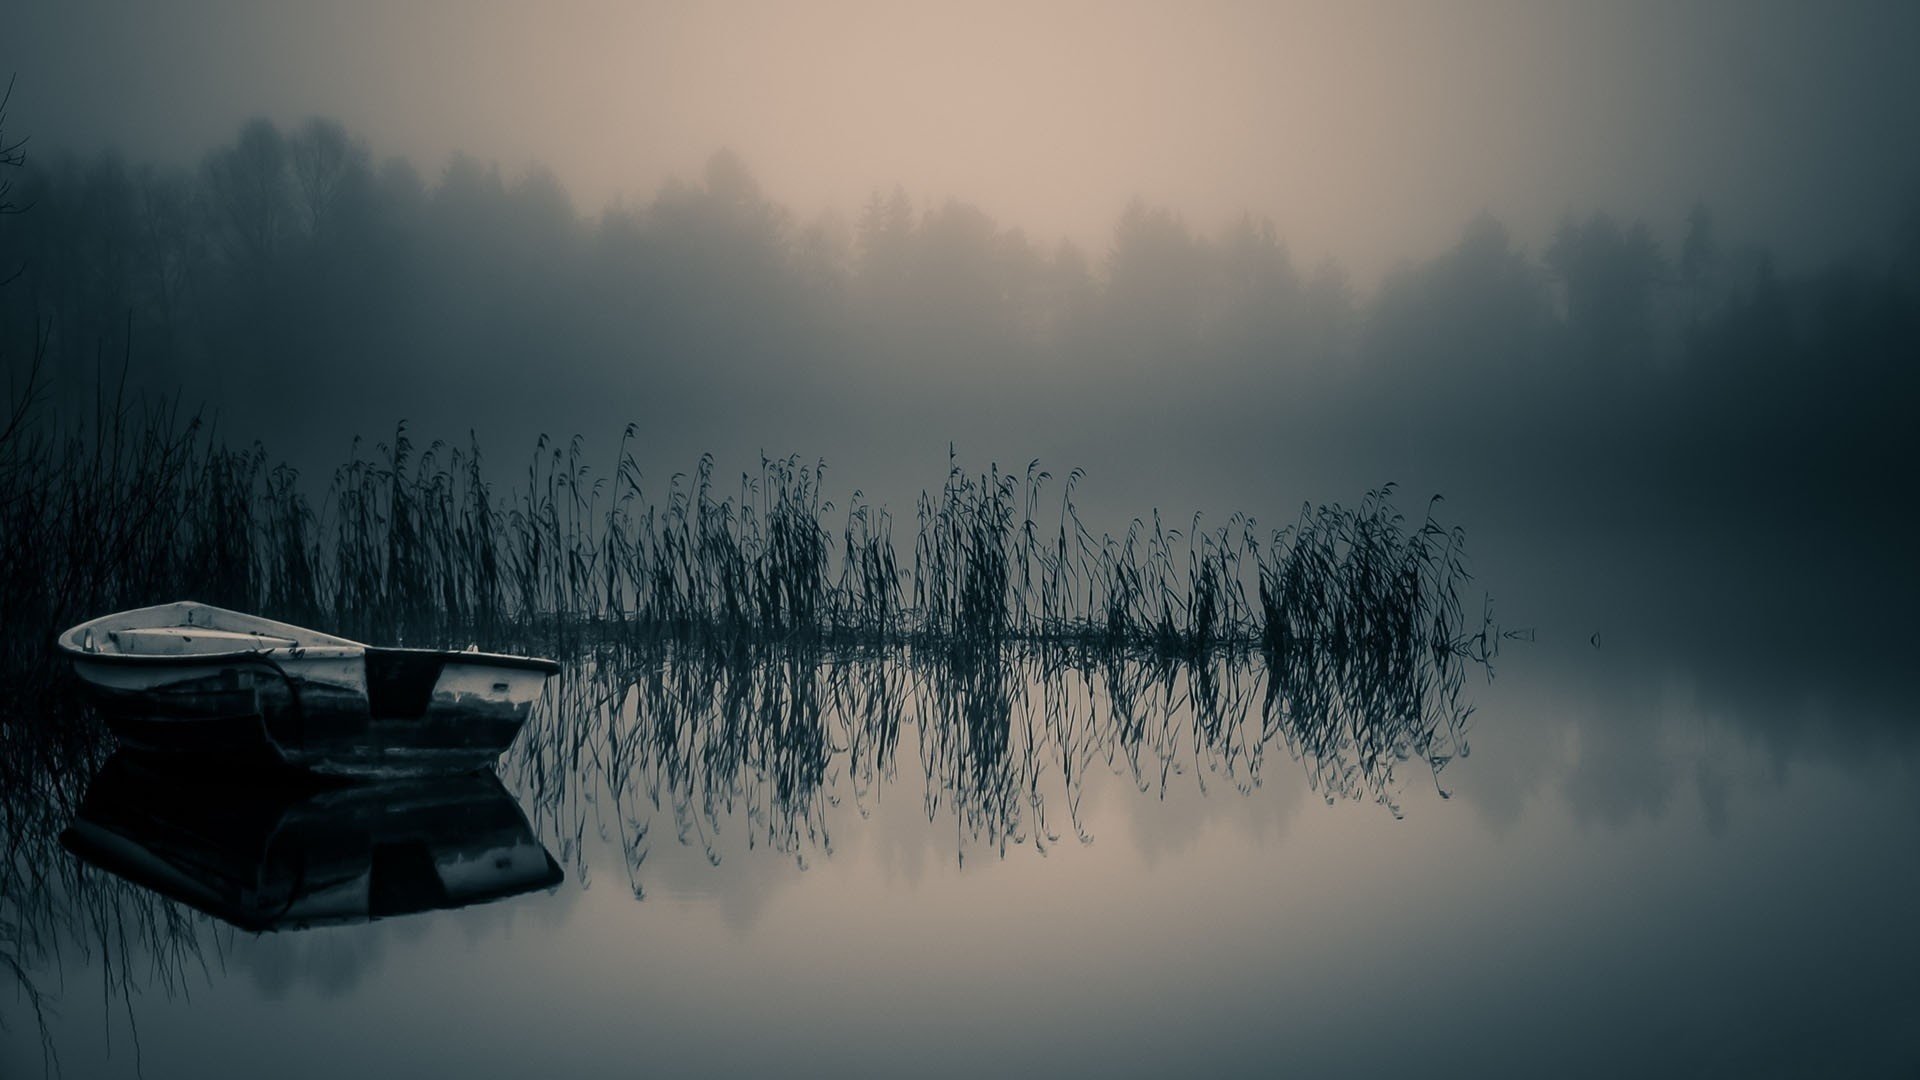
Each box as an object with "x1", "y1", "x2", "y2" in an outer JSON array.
[
  {"x1": 1, "y1": 110, "x2": 1531, "y2": 1065},
  {"x1": 0, "y1": 376, "x2": 1499, "y2": 669},
  {"x1": 0, "y1": 385, "x2": 1507, "y2": 1062},
  {"x1": 0, "y1": 369, "x2": 1508, "y2": 844}
]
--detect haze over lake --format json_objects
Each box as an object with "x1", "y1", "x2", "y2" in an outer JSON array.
[{"x1": 3, "y1": 2, "x2": 1918, "y2": 1076}]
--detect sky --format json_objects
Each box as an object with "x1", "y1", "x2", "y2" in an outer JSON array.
[{"x1": 9, "y1": 0, "x2": 1920, "y2": 283}]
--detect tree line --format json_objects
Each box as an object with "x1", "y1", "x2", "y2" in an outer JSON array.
[{"x1": 1, "y1": 115, "x2": 1915, "y2": 537}]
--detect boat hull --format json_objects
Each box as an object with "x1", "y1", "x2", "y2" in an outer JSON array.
[{"x1": 61, "y1": 603, "x2": 559, "y2": 776}]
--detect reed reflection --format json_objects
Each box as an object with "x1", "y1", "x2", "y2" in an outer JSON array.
[
  {"x1": 511, "y1": 606, "x2": 1490, "y2": 889},
  {"x1": 504, "y1": 474, "x2": 1498, "y2": 882},
  {"x1": 0, "y1": 685, "x2": 209, "y2": 1067},
  {"x1": 2, "y1": 471, "x2": 1497, "y2": 1061},
  {"x1": 1, "y1": 693, "x2": 564, "y2": 1069}
]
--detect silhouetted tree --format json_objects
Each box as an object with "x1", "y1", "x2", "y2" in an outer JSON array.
[
  {"x1": 4, "y1": 105, "x2": 1913, "y2": 551},
  {"x1": 1105, "y1": 200, "x2": 1206, "y2": 362},
  {"x1": 1367, "y1": 213, "x2": 1549, "y2": 380},
  {"x1": 1897, "y1": 190, "x2": 1920, "y2": 294},
  {"x1": 203, "y1": 119, "x2": 292, "y2": 271},
  {"x1": 1300, "y1": 257, "x2": 1357, "y2": 364},
  {"x1": 1036, "y1": 239, "x2": 1095, "y2": 349},
  {"x1": 856, "y1": 183, "x2": 914, "y2": 310},
  {"x1": 1544, "y1": 211, "x2": 1665, "y2": 364},
  {"x1": 793, "y1": 209, "x2": 853, "y2": 307},
  {"x1": 130, "y1": 164, "x2": 197, "y2": 361},
  {"x1": 1679, "y1": 201, "x2": 1717, "y2": 328},
  {"x1": 909, "y1": 199, "x2": 1006, "y2": 340},
  {"x1": 1210, "y1": 213, "x2": 1300, "y2": 360},
  {"x1": 0, "y1": 76, "x2": 27, "y2": 287},
  {"x1": 287, "y1": 118, "x2": 372, "y2": 244}
]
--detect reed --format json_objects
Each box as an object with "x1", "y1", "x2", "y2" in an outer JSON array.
[
  {"x1": 0, "y1": 393, "x2": 1495, "y2": 671},
  {"x1": 0, "y1": 377, "x2": 1503, "y2": 1050},
  {"x1": 0, "y1": 381, "x2": 1497, "y2": 844}
]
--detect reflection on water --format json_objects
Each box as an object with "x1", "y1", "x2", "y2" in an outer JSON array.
[
  {"x1": 0, "y1": 699, "x2": 565, "y2": 1069},
  {"x1": 6, "y1": 600, "x2": 1919, "y2": 1077},
  {"x1": 510, "y1": 631, "x2": 1481, "y2": 887},
  {"x1": 4, "y1": 627, "x2": 1482, "y2": 1048},
  {"x1": 63, "y1": 756, "x2": 562, "y2": 932}
]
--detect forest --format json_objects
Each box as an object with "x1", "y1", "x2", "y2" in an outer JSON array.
[{"x1": 2, "y1": 113, "x2": 1916, "y2": 629}]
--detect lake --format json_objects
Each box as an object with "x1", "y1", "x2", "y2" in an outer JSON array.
[{"x1": 6, "y1": 508, "x2": 1916, "y2": 1079}]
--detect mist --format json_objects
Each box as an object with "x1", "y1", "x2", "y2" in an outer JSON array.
[
  {"x1": 8, "y1": 5, "x2": 1920, "y2": 1077},
  {"x1": 4, "y1": 96, "x2": 1915, "y2": 542},
  {"x1": 12, "y1": 0, "x2": 1920, "y2": 283}
]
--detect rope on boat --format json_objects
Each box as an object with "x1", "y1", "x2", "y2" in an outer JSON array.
[{"x1": 240, "y1": 652, "x2": 306, "y2": 753}]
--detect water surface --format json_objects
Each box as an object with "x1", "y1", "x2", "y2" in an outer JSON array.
[{"x1": 5, "y1": 544, "x2": 1916, "y2": 1079}]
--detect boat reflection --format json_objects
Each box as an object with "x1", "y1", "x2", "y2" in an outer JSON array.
[{"x1": 61, "y1": 754, "x2": 562, "y2": 932}]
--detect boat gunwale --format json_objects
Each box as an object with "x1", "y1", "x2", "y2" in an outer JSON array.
[
  {"x1": 65, "y1": 644, "x2": 560, "y2": 675},
  {"x1": 65, "y1": 645, "x2": 367, "y2": 666},
  {"x1": 56, "y1": 601, "x2": 562, "y2": 675},
  {"x1": 364, "y1": 646, "x2": 563, "y2": 675}
]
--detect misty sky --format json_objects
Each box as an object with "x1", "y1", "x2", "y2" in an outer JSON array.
[{"x1": 10, "y1": 1, "x2": 1920, "y2": 281}]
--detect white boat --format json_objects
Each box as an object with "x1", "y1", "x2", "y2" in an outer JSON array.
[{"x1": 58, "y1": 601, "x2": 560, "y2": 776}]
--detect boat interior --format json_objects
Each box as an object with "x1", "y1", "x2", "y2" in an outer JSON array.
[
  {"x1": 98, "y1": 627, "x2": 301, "y2": 657},
  {"x1": 61, "y1": 601, "x2": 364, "y2": 657}
]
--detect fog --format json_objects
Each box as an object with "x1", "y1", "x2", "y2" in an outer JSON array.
[
  {"x1": 11, "y1": 10, "x2": 1920, "y2": 1076},
  {"x1": 4, "y1": 2, "x2": 1918, "y2": 655},
  {"x1": 12, "y1": 1, "x2": 1920, "y2": 282}
]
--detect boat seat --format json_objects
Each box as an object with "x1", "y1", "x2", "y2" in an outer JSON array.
[{"x1": 107, "y1": 627, "x2": 299, "y2": 657}]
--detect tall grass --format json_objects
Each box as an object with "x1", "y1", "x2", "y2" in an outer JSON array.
[
  {"x1": 1, "y1": 385, "x2": 1501, "y2": 884},
  {"x1": 2, "y1": 388, "x2": 1504, "y2": 1043},
  {"x1": 0, "y1": 400, "x2": 1493, "y2": 668},
  {"x1": 0, "y1": 381, "x2": 1504, "y2": 1060}
]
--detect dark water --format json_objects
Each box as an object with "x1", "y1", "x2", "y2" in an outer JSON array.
[{"x1": 5, "y1": 529, "x2": 1917, "y2": 1080}]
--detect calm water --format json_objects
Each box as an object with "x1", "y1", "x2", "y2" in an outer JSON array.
[{"x1": 5, "y1": 536, "x2": 1917, "y2": 1079}]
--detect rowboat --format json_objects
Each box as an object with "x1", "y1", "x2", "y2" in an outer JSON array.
[
  {"x1": 58, "y1": 601, "x2": 560, "y2": 776},
  {"x1": 62, "y1": 753, "x2": 563, "y2": 931}
]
